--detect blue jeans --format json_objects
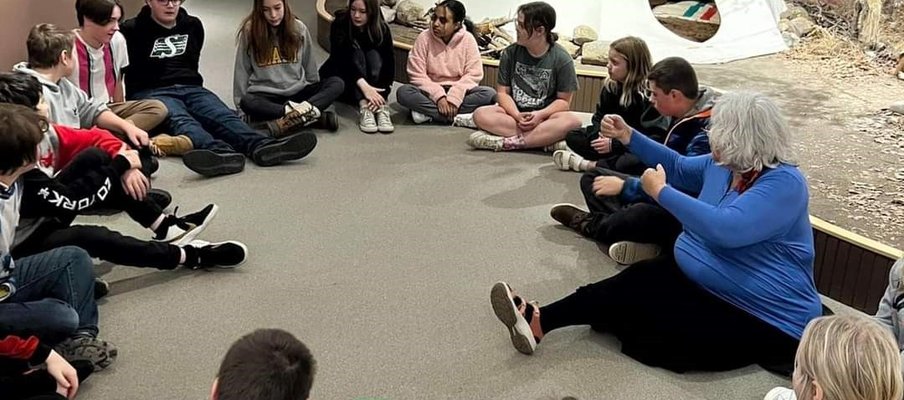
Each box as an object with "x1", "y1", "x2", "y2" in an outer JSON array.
[
  {"x1": 133, "y1": 85, "x2": 273, "y2": 155},
  {"x1": 0, "y1": 247, "x2": 98, "y2": 344}
]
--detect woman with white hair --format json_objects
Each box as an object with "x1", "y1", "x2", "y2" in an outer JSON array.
[{"x1": 490, "y1": 91, "x2": 822, "y2": 374}]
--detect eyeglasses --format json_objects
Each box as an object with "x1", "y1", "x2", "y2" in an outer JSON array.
[{"x1": 154, "y1": 0, "x2": 183, "y2": 6}]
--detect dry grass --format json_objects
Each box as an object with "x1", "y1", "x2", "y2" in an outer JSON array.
[{"x1": 785, "y1": 0, "x2": 902, "y2": 80}]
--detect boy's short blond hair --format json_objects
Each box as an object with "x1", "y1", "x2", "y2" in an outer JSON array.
[
  {"x1": 794, "y1": 315, "x2": 903, "y2": 400},
  {"x1": 27, "y1": 24, "x2": 75, "y2": 69}
]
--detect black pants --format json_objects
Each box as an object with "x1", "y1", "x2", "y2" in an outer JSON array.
[
  {"x1": 13, "y1": 223, "x2": 181, "y2": 269},
  {"x1": 239, "y1": 77, "x2": 346, "y2": 121},
  {"x1": 566, "y1": 129, "x2": 647, "y2": 176},
  {"x1": 337, "y1": 48, "x2": 392, "y2": 105},
  {"x1": 578, "y1": 167, "x2": 682, "y2": 247},
  {"x1": 16, "y1": 149, "x2": 181, "y2": 269},
  {"x1": 539, "y1": 256, "x2": 800, "y2": 374}
]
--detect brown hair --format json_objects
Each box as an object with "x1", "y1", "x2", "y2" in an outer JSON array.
[
  {"x1": 517, "y1": 2, "x2": 558, "y2": 45},
  {"x1": 647, "y1": 57, "x2": 699, "y2": 99},
  {"x1": 237, "y1": 0, "x2": 302, "y2": 66},
  {"x1": 606, "y1": 36, "x2": 653, "y2": 108},
  {"x1": 216, "y1": 329, "x2": 316, "y2": 400},
  {"x1": 343, "y1": 0, "x2": 386, "y2": 45},
  {"x1": 27, "y1": 24, "x2": 75, "y2": 69},
  {"x1": 0, "y1": 104, "x2": 46, "y2": 175},
  {"x1": 76, "y1": 0, "x2": 123, "y2": 27}
]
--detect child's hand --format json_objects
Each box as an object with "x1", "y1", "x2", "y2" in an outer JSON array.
[
  {"x1": 121, "y1": 169, "x2": 149, "y2": 201},
  {"x1": 46, "y1": 350, "x2": 78, "y2": 399}
]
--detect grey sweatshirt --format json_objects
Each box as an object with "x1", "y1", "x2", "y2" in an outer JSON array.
[
  {"x1": 873, "y1": 258, "x2": 904, "y2": 368},
  {"x1": 233, "y1": 19, "x2": 319, "y2": 109},
  {"x1": 0, "y1": 180, "x2": 22, "y2": 293},
  {"x1": 13, "y1": 62, "x2": 109, "y2": 129}
]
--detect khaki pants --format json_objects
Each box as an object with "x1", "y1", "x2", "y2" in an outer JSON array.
[{"x1": 108, "y1": 100, "x2": 167, "y2": 132}]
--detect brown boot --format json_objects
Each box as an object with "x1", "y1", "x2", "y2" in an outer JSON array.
[
  {"x1": 150, "y1": 134, "x2": 194, "y2": 157},
  {"x1": 266, "y1": 101, "x2": 320, "y2": 138}
]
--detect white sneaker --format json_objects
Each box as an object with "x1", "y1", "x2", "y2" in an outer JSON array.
[
  {"x1": 359, "y1": 108, "x2": 378, "y2": 134},
  {"x1": 467, "y1": 130, "x2": 503, "y2": 151},
  {"x1": 287, "y1": 101, "x2": 320, "y2": 120},
  {"x1": 764, "y1": 387, "x2": 796, "y2": 400},
  {"x1": 553, "y1": 149, "x2": 586, "y2": 172},
  {"x1": 376, "y1": 107, "x2": 394, "y2": 133},
  {"x1": 543, "y1": 140, "x2": 568, "y2": 152},
  {"x1": 608, "y1": 241, "x2": 661, "y2": 265},
  {"x1": 411, "y1": 110, "x2": 432, "y2": 124},
  {"x1": 452, "y1": 112, "x2": 477, "y2": 128}
]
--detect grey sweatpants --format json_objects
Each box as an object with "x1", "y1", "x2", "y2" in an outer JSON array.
[{"x1": 397, "y1": 84, "x2": 496, "y2": 122}]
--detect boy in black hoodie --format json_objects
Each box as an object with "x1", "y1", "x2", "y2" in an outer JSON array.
[{"x1": 120, "y1": 0, "x2": 317, "y2": 177}]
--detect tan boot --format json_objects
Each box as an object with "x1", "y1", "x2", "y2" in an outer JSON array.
[
  {"x1": 267, "y1": 101, "x2": 321, "y2": 138},
  {"x1": 150, "y1": 134, "x2": 194, "y2": 157}
]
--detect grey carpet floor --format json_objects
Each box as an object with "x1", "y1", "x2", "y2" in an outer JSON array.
[{"x1": 74, "y1": 1, "x2": 796, "y2": 398}]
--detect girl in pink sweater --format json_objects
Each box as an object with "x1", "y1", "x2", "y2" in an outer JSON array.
[{"x1": 396, "y1": 0, "x2": 495, "y2": 125}]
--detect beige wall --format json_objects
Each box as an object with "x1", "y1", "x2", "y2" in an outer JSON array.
[{"x1": 0, "y1": 0, "x2": 147, "y2": 68}]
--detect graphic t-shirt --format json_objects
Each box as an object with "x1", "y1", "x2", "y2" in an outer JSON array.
[
  {"x1": 498, "y1": 43, "x2": 578, "y2": 111},
  {"x1": 68, "y1": 31, "x2": 129, "y2": 103}
]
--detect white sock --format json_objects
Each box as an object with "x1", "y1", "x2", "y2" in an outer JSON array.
[
  {"x1": 150, "y1": 214, "x2": 166, "y2": 232},
  {"x1": 285, "y1": 105, "x2": 293, "y2": 114},
  {"x1": 179, "y1": 248, "x2": 186, "y2": 265}
]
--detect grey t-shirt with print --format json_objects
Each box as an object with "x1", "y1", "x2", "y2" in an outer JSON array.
[{"x1": 498, "y1": 43, "x2": 578, "y2": 112}]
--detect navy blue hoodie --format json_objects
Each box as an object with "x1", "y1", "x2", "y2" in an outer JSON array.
[{"x1": 120, "y1": 6, "x2": 205, "y2": 95}]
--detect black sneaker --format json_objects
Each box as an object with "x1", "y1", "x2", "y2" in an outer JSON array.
[
  {"x1": 251, "y1": 132, "x2": 317, "y2": 167},
  {"x1": 183, "y1": 150, "x2": 245, "y2": 177},
  {"x1": 317, "y1": 110, "x2": 339, "y2": 132},
  {"x1": 94, "y1": 277, "x2": 110, "y2": 300},
  {"x1": 183, "y1": 240, "x2": 247, "y2": 269},
  {"x1": 153, "y1": 204, "x2": 219, "y2": 245},
  {"x1": 550, "y1": 203, "x2": 591, "y2": 235},
  {"x1": 147, "y1": 188, "x2": 172, "y2": 210}
]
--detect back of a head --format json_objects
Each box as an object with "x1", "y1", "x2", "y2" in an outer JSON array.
[
  {"x1": 76, "y1": 0, "x2": 122, "y2": 27},
  {"x1": 216, "y1": 329, "x2": 316, "y2": 400},
  {"x1": 0, "y1": 72, "x2": 43, "y2": 109},
  {"x1": 0, "y1": 104, "x2": 47, "y2": 175},
  {"x1": 27, "y1": 24, "x2": 75, "y2": 70},
  {"x1": 647, "y1": 56, "x2": 698, "y2": 99},
  {"x1": 795, "y1": 315, "x2": 903, "y2": 400},
  {"x1": 517, "y1": 1, "x2": 558, "y2": 44}
]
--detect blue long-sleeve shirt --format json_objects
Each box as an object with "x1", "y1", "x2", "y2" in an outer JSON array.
[{"x1": 627, "y1": 130, "x2": 822, "y2": 338}]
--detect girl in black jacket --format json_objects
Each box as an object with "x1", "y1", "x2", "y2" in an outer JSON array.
[
  {"x1": 320, "y1": 0, "x2": 396, "y2": 134},
  {"x1": 553, "y1": 37, "x2": 668, "y2": 175}
]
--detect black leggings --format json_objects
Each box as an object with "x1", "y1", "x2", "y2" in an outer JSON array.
[
  {"x1": 336, "y1": 48, "x2": 392, "y2": 105},
  {"x1": 539, "y1": 256, "x2": 800, "y2": 375},
  {"x1": 565, "y1": 129, "x2": 646, "y2": 176},
  {"x1": 239, "y1": 77, "x2": 346, "y2": 121}
]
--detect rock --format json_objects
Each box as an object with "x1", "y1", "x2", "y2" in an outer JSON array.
[
  {"x1": 381, "y1": 5, "x2": 396, "y2": 24},
  {"x1": 396, "y1": 0, "x2": 425, "y2": 26},
  {"x1": 789, "y1": 16, "x2": 816, "y2": 37},
  {"x1": 581, "y1": 40, "x2": 610, "y2": 66},
  {"x1": 572, "y1": 25, "x2": 598, "y2": 45},
  {"x1": 382, "y1": 0, "x2": 397, "y2": 7},
  {"x1": 782, "y1": 31, "x2": 800, "y2": 47},
  {"x1": 890, "y1": 101, "x2": 904, "y2": 115},
  {"x1": 557, "y1": 39, "x2": 580, "y2": 59},
  {"x1": 781, "y1": 4, "x2": 809, "y2": 21}
]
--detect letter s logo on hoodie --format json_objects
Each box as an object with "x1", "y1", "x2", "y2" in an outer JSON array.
[{"x1": 150, "y1": 34, "x2": 189, "y2": 59}]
